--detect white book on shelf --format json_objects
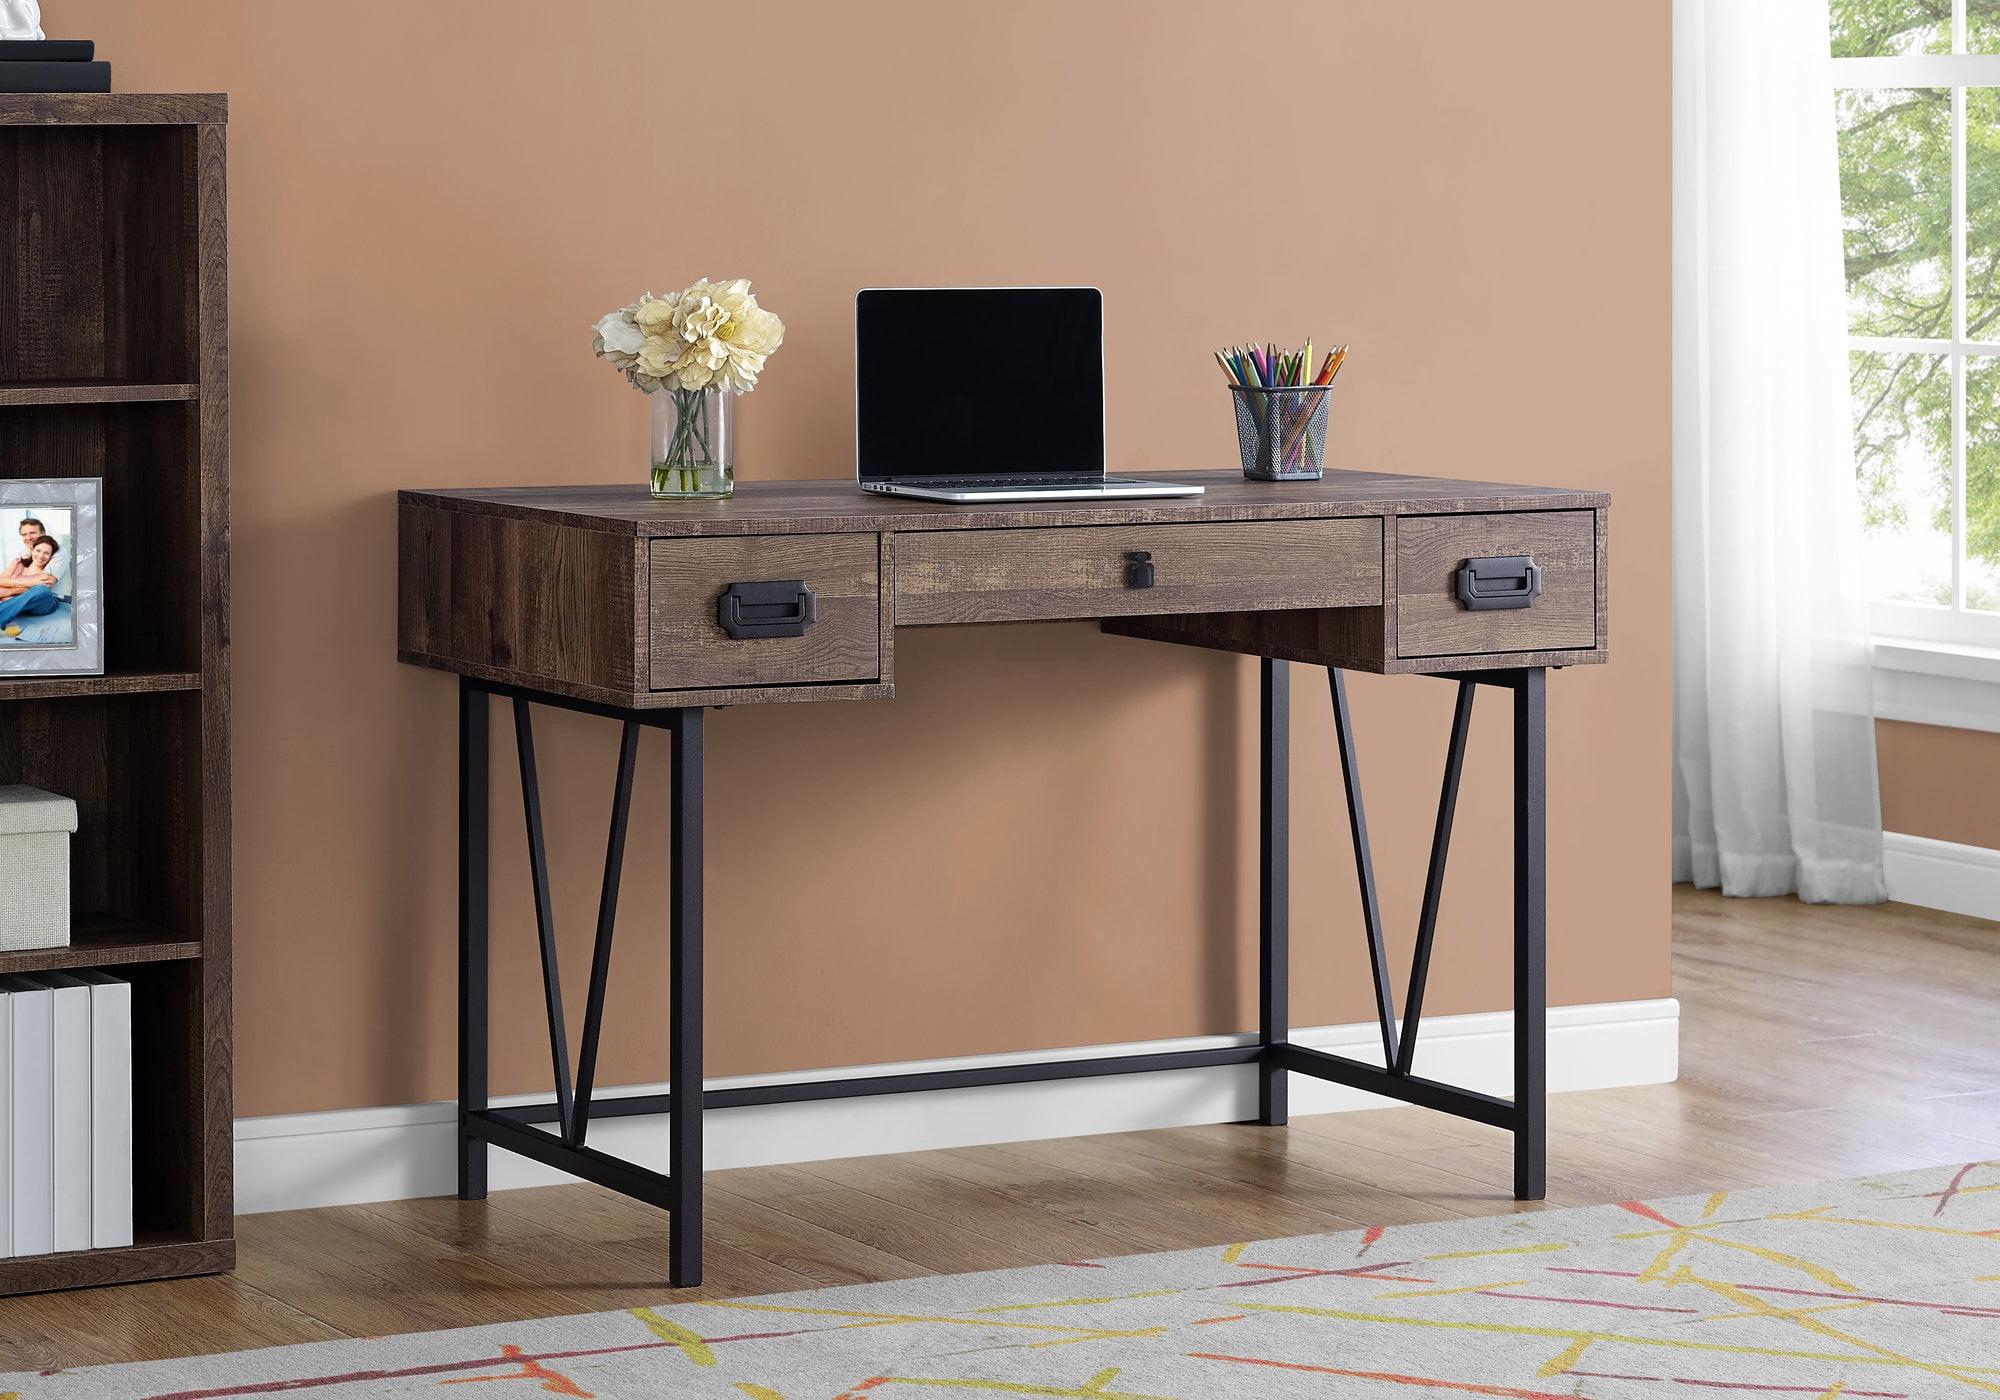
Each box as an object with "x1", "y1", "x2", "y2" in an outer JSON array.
[
  {"x1": 39, "y1": 973, "x2": 94, "y2": 1252},
  {"x1": 0, "y1": 975, "x2": 53, "y2": 1257},
  {"x1": 71, "y1": 970, "x2": 131, "y2": 1249},
  {"x1": 0, "y1": 985, "x2": 10, "y2": 1259}
]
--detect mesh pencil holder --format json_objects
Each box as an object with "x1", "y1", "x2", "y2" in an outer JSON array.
[{"x1": 1231, "y1": 384, "x2": 1332, "y2": 481}]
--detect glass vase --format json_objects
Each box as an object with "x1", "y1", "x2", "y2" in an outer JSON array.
[{"x1": 649, "y1": 386, "x2": 735, "y2": 499}]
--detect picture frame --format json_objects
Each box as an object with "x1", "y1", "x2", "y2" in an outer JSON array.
[{"x1": 0, "y1": 478, "x2": 102, "y2": 677}]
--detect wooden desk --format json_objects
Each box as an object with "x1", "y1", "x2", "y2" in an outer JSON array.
[{"x1": 398, "y1": 469, "x2": 1609, "y2": 1287}]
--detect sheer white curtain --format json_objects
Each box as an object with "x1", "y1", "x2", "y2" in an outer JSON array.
[{"x1": 1672, "y1": 0, "x2": 1886, "y2": 903}]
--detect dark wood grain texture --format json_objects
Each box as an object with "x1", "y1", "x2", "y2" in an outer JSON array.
[
  {"x1": 0, "y1": 381, "x2": 197, "y2": 406},
  {"x1": 0, "y1": 97, "x2": 232, "y2": 1297},
  {"x1": 0, "y1": 669, "x2": 200, "y2": 700},
  {"x1": 104, "y1": 123, "x2": 196, "y2": 384},
  {"x1": 0, "y1": 1238, "x2": 233, "y2": 1298},
  {"x1": 0, "y1": 913, "x2": 201, "y2": 975},
  {"x1": 648, "y1": 533, "x2": 880, "y2": 689},
  {"x1": 0, "y1": 94, "x2": 228, "y2": 126},
  {"x1": 894, "y1": 518, "x2": 1381, "y2": 625},
  {"x1": 0, "y1": 120, "x2": 105, "y2": 381},
  {"x1": 1394, "y1": 510, "x2": 1596, "y2": 659},
  {"x1": 192, "y1": 114, "x2": 234, "y2": 1252}
]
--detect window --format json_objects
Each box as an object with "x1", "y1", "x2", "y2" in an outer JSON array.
[{"x1": 1833, "y1": 1, "x2": 2000, "y2": 648}]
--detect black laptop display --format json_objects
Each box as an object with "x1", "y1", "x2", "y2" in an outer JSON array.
[{"x1": 855, "y1": 287, "x2": 1201, "y2": 503}]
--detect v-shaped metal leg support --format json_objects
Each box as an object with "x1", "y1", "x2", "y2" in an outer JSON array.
[
  {"x1": 456, "y1": 679, "x2": 706, "y2": 1286},
  {"x1": 1256, "y1": 661, "x2": 1546, "y2": 1202}
]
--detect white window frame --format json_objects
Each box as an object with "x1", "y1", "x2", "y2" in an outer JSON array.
[{"x1": 1836, "y1": 15, "x2": 2000, "y2": 727}]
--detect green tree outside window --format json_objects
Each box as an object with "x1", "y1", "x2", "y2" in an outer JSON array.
[{"x1": 1833, "y1": 0, "x2": 2000, "y2": 612}]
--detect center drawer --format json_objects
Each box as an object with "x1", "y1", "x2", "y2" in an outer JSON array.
[{"x1": 894, "y1": 518, "x2": 1383, "y2": 625}]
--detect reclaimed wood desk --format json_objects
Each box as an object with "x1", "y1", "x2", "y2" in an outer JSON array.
[{"x1": 398, "y1": 469, "x2": 1610, "y2": 1287}]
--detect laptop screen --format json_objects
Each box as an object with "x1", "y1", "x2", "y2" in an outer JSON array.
[{"x1": 856, "y1": 288, "x2": 1105, "y2": 480}]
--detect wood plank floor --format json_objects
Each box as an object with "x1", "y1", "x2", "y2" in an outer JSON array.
[{"x1": 3, "y1": 888, "x2": 1996, "y2": 1371}]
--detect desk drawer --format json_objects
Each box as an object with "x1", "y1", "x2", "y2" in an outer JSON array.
[
  {"x1": 649, "y1": 535, "x2": 880, "y2": 690},
  {"x1": 1395, "y1": 511, "x2": 1597, "y2": 658},
  {"x1": 894, "y1": 518, "x2": 1383, "y2": 625}
]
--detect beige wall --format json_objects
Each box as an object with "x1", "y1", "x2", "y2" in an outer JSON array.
[
  {"x1": 1879, "y1": 720, "x2": 2000, "y2": 849},
  {"x1": 66, "y1": 0, "x2": 1672, "y2": 1118}
]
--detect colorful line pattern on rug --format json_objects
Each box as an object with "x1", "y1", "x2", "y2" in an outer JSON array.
[{"x1": 8, "y1": 1162, "x2": 2000, "y2": 1397}]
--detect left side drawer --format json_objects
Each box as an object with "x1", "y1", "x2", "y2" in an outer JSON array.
[{"x1": 649, "y1": 534, "x2": 881, "y2": 691}]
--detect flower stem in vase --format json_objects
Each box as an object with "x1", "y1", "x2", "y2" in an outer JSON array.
[{"x1": 648, "y1": 385, "x2": 736, "y2": 498}]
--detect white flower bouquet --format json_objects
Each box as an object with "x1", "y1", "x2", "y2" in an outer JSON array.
[{"x1": 593, "y1": 278, "x2": 786, "y2": 498}]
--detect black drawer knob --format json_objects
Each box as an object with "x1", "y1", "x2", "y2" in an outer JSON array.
[
  {"x1": 1125, "y1": 551, "x2": 1156, "y2": 589},
  {"x1": 1455, "y1": 555, "x2": 1541, "y2": 611},
  {"x1": 718, "y1": 579, "x2": 817, "y2": 639}
]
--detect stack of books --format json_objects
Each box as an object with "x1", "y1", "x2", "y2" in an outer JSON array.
[
  {"x1": 0, "y1": 972, "x2": 131, "y2": 1256},
  {"x1": 0, "y1": 39, "x2": 109, "y2": 93}
]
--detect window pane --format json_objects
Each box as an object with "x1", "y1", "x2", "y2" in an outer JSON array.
[
  {"x1": 1831, "y1": 0, "x2": 1950, "y2": 57},
  {"x1": 1970, "y1": 89, "x2": 2000, "y2": 336},
  {"x1": 1838, "y1": 88, "x2": 1951, "y2": 338},
  {"x1": 1853, "y1": 350, "x2": 1954, "y2": 605},
  {"x1": 1967, "y1": 357, "x2": 2000, "y2": 611},
  {"x1": 1973, "y1": 0, "x2": 2000, "y2": 53}
]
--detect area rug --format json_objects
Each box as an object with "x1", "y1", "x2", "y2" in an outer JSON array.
[{"x1": 8, "y1": 1161, "x2": 2000, "y2": 1399}]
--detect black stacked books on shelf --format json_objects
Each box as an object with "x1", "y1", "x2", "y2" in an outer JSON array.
[
  {"x1": 0, "y1": 40, "x2": 107, "y2": 92},
  {"x1": 0, "y1": 40, "x2": 92, "y2": 61}
]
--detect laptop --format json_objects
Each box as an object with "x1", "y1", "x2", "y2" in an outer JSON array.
[{"x1": 855, "y1": 287, "x2": 1203, "y2": 503}]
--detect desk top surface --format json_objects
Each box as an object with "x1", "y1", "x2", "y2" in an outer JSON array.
[{"x1": 404, "y1": 470, "x2": 1609, "y2": 539}]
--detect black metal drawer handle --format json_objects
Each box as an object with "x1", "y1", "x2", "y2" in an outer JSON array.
[
  {"x1": 717, "y1": 579, "x2": 817, "y2": 639},
  {"x1": 1455, "y1": 555, "x2": 1541, "y2": 611},
  {"x1": 1125, "y1": 551, "x2": 1156, "y2": 589}
]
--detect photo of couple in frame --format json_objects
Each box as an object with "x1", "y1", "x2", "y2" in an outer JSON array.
[{"x1": 0, "y1": 479, "x2": 102, "y2": 676}]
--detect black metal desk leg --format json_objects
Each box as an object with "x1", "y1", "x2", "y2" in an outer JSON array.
[
  {"x1": 669, "y1": 707, "x2": 705, "y2": 1286},
  {"x1": 1258, "y1": 658, "x2": 1289, "y2": 1126},
  {"x1": 1513, "y1": 668, "x2": 1547, "y2": 1201},
  {"x1": 458, "y1": 678, "x2": 490, "y2": 1200}
]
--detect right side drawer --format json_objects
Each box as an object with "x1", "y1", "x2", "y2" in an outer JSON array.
[{"x1": 1395, "y1": 510, "x2": 1597, "y2": 659}]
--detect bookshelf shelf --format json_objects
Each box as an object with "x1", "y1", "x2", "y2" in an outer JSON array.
[
  {"x1": 0, "y1": 1234, "x2": 230, "y2": 1295},
  {"x1": 0, "y1": 93, "x2": 232, "y2": 1296},
  {"x1": 0, "y1": 669, "x2": 201, "y2": 701},
  {"x1": 0, "y1": 915, "x2": 202, "y2": 976},
  {"x1": 0, "y1": 380, "x2": 198, "y2": 407}
]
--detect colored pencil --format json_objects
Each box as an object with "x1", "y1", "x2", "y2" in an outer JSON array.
[{"x1": 1212, "y1": 338, "x2": 1347, "y2": 389}]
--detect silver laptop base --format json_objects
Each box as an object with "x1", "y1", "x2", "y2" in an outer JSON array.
[{"x1": 863, "y1": 476, "x2": 1204, "y2": 503}]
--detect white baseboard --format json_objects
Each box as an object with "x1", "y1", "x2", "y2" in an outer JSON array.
[
  {"x1": 1884, "y1": 831, "x2": 2000, "y2": 922},
  {"x1": 234, "y1": 998, "x2": 1680, "y2": 1216}
]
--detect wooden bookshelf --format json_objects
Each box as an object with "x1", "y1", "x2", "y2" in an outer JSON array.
[{"x1": 0, "y1": 93, "x2": 231, "y2": 1295}]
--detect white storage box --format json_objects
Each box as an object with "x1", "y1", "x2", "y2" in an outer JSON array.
[{"x1": 0, "y1": 785, "x2": 76, "y2": 951}]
